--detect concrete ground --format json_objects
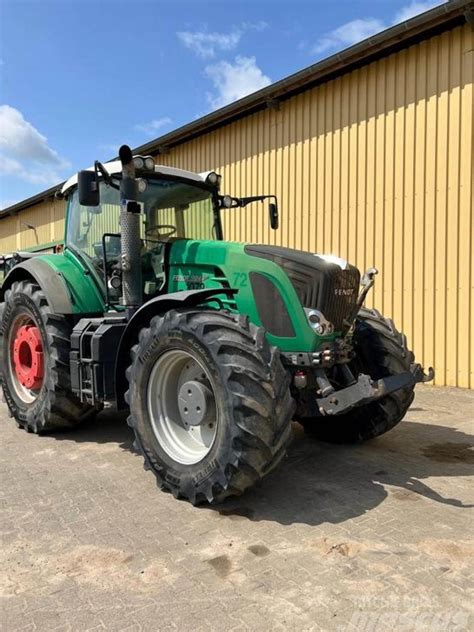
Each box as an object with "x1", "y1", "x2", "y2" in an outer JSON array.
[{"x1": 1, "y1": 385, "x2": 473, "y2": 631}]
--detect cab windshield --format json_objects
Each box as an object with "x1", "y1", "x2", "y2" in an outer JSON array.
[{"x1": 66, "y1": 177, "x2": 219, "y2": 273}]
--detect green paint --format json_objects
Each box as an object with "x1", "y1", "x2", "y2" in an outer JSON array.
[
  {"x1": 34, "y1": 250, "x2": 105, "y2": 314},
  {"x1": 168, "y1": 239, "x2": 336, "y2": 352},
  {"x1": 5, "y1": 234, "x2": 338, "y2": 353},
  {"x1": 232, "y1": 272, "x2": 248, "y2": 288}
]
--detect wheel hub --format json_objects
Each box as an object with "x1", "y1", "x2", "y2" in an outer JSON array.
[
  {"x1": 12, "y1": 324, "x2": 44, "y2": 390},
  {"x1": 147, "y1": 349, "x2": 218, "y2": 465},
  {"x1": 178, "y1": 380, "x2": 215, "y2": 426}
]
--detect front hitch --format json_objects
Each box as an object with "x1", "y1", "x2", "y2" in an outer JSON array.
[
  {"x1": 316, "y1": 363, "x2": 434, "y2": 416},
  {"x1": 410, "y1": 363, "x2": 435, "y2": 383}
]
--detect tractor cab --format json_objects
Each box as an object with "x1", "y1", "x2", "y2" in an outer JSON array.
[
  {"x1": 62, "y1": 154, "x2": 278, "y2": 308},
  {"x1": 61, "y1": 159, "x2": 224, "y2": 305}
]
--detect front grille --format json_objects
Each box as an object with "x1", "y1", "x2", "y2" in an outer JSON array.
[
  {"x1": 287, "y1": 266, "x2": 359, "y2": 330},
  {"x1": 245, "y1": 245, "x2": 360, "y2": 332},
  {"x1": 317, "y1": 268, "x2": 360, "y2": 330}
]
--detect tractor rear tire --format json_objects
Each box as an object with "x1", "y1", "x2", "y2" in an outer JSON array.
[
  {"x1": 126, "y1": 309, "x2": 295, "y2": 504},
  {"x1": 301, "y1": 308, "x2": 415, "y2": 444},
  {"x1": 0, "y1": 280, "x2": 99, "y2": 433}
]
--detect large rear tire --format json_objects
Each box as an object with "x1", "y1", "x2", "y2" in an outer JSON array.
[
  {"x1": 126, "y1": 309, "x2": 295, "y2": 504},
  {"x1": 0, "y1": 280, "x2": 99, "y2": 433},
  {"x1": 301, "y1": 308, "x2": 415, "y2": 444}
]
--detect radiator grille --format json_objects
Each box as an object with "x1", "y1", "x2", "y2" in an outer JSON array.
[{"x1": 245, "y1": 245, "x2": 360, "y2": 332}]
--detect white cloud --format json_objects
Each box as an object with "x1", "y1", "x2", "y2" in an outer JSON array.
[
  {"x1": 177, "y1": 30, "x2": 241, "y2": 59},
  {"x1": 311, "y1": 1, "x2": 444, "y2": 56},
  {"x1": 205, "y1": 56, "x2": 271, "y2": 110},
  {"x1": 134, "y1": 117, "x2": 173, "y2": 136},
  {"x1": 0, "y1": 155, "x2": 23, "y2": 177},
  {"x1": 0, "y1": 105, "x2": 65, "y2": 165},
  {"x1": 312, "y1": 18, "x2": 384, "y2": 55},
  {"x1": 241, "y1": 20, "x2": 268, "y2": 33},
  {"x1": 0, "y1": 105, "x2": 70, "y2": 187},
  {"x1": 99, "y1": 117, "x2": 173, "y2": 157},
  {"x1": 393, "y1": 1, "x2": 440, "y2": 23},
  {"x1": 177, "y1": 21, "x2": 269, "y2": 59},
  {"x1": 0, "y1": 155, "x2": 64, "y2": 186}
]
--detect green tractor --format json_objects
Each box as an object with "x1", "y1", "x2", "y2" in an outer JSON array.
[{"x1": 0, "y1": 146, "x2": 433, "y2": 504}]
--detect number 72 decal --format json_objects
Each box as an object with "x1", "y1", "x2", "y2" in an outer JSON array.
[{"x1": 232, "y1": 272, "x2": 248, "y2": 287}]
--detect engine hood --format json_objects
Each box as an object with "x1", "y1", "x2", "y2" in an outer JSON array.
[{"x1": 245, "y1": 245, "x2": 360, "y2": 331}]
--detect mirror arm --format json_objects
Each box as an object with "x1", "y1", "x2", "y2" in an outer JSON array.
[
  {"x1": 239, "y1": 195, "x2": 274, "y2": 207},
  {"x1": 95, "y1": 161, "x2": 120, "y2": 190}
]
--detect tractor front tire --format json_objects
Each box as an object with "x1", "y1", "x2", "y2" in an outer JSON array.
[
  {"x1": 301, "y1": 308, "x2": 415, "y2": 444},
  {"x1": 0, "y1": 280, "x2": 99, "y2": 433},
  {"x1": 126, "y1": 309, "x2": 295, "y2": 504}
]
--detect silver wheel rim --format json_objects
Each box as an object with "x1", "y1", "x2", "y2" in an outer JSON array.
[
  {"x1": 147, "y1": 349, "x2": 218, "y2": 465},
  {"x1": 7, "y1": 314, "x2": 42, "y2": 404}
]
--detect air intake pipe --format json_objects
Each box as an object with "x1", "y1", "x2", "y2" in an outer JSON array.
[{"x1": 118, "y1": 145, "x2": 143, "y2": 309}]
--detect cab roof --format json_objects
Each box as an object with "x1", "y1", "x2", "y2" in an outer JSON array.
[{"x1": 60, "y1": 160, "x2": 216, "y2": 195}]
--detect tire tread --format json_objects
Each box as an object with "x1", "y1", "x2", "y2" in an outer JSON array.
[
  {"x1": 126, "y1": 309, "x2": 295, "y2": 504},
  {"x1": 0, "y1": 280, "x2": 98, "y2": 433},
  {"x1": 301, "y1": 307, "x2": 415, "y2": 444}
]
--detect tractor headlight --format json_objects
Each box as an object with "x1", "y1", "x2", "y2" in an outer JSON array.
[
  {"x1": 206, "y1": 172, "x2": 221, "y2": 187},
  {"x1": 108, "y1": 274, "x2": 122, "y2": 290},
  {"x1": 305, "y1": 309, "x2": 334, "y2": 335},
  {"x1": 221, "y1": 195, "x2": 232, "y2": 208},
  {"x1": 137, "y1": 178, "x2": 148, "y2": 193},
  {"x1": 133, "y1": 156, "x2": 145, "y2": 170},
  {"x1": 144, "y1": 156, "x2": 155, "y2": 171}
]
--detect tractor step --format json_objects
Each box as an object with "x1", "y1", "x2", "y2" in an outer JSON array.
[{"x1": 70, "y1": 315, "x2": 127, "y2": 405}]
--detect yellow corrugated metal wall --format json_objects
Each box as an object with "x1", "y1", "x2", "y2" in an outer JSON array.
[
  {"x1": 0, "y1": 197, "x2": 65, "y2": 253},
  {"x1": 0, "y1": 24, "x2": 471, "y2": 387},
  {"x1": 158, "y1": 24, "x2": 473, "y2": 388}
]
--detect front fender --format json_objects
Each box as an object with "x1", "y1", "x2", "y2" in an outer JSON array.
[{"x1": 114, "y1": 288, "x2": 237, "y2": 408}]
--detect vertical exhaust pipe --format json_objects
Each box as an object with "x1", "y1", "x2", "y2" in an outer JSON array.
[{"x1": 119, "y1": 145, "x2": 143, "y2": 309}]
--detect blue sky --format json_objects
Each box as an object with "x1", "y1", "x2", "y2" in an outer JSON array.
[{"x1": 0, "y1": 0, "x2": 443, "y2": 208}]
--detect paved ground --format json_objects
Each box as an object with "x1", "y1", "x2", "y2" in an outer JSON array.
[{"x1": 1, "y1": 385, "x2": 473, "y2": 631}]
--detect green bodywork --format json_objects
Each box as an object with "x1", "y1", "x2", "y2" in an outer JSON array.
[
  {"x1": 167, "y1": 239, "x2": 336, "y2": 352},
  {"x1": 27, "y1": 250, "x2": 105, "y2": 314},
  {"x1": 18, "y1": 238, "x2": 335, "y2": 353}
]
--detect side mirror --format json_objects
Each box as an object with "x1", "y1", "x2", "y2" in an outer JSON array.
[
  {"x1": 78, "y1": 170, "x2": 100, "y2": 206},
  {"x1": 269, "y1": 202, "x2": 279, "y2": 230}
]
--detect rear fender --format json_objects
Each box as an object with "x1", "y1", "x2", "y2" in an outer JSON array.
[
  {"x1": 0, "y1": 253, "x2": 104, "y2": 315},
  {"x1": 114, "y1": 288, "x2": 237, "y2": 408},
  {"x1": 1, "y1": 258, "x2": 73, "y2": 314}
]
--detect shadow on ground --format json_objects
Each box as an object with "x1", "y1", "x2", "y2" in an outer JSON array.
[
  {"x1": 52, "y1": 408, "x2": 135, "y2": 451},
  {"x1": 208, "y1": 419, "x2": 474, "y2": 526},
  {"x1": 51, "y1": 409, "x2": 474, "y2": 526}
]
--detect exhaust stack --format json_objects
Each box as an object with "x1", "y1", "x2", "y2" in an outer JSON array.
[{"x1": 118, "y1": 145, "x2": 143, "y2": 309}]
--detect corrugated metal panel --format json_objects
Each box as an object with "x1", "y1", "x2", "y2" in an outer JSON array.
[
  {"x1": 158, "y1": 24, "x2": 473, "y2": 388},
  {"x1": 0, "y1": 198, "x2": 65, "y2": 253}
]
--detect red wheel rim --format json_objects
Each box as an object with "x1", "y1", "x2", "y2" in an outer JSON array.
[{"x1": 12, "y1": 321, "x2": 44, "y2": 390}]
